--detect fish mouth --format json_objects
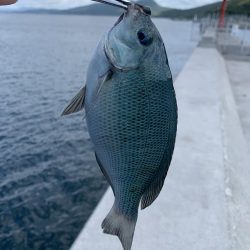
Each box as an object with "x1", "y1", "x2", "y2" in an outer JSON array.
[{"x1": 91, "y1": 0, "x2": 151, "y2": 15}]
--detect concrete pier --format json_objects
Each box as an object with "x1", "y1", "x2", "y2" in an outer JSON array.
[
  {"x1": 226, "y1": 60, "x2": 250, "y2": 153},
  {"x1": 70, "y1": 47, "x2": 250, "y2": 250}
]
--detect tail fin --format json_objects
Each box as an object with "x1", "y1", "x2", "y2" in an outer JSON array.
[{"x1": 101, "y1": 205, "x2": 137, "y2": 250}]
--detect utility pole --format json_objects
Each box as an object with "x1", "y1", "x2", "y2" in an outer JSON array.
[
  {"x1": 0, "y1": 0, "x2": 17, "y2": 5},
  {"x1": 218, "y1": 0, "x2": 227, "y2": 28}
]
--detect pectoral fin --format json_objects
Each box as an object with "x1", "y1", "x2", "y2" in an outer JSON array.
[
  {"x1": 96, "y1": 69, "x2": 113, "y2": 97},
  {"x1": 61, "y1": 86, "x2": 86, "y2": 116}
]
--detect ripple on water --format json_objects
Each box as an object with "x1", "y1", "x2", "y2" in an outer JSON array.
[{"x1": 0, "y1": 13, "x2": 197, "y2": 250}]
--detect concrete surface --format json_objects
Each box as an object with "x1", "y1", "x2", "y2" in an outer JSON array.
[
  {"x1": 198, "y1": 27, "x2": 216, "y2": 48},
  {"x1": 70, "y1": 48, "x2": 250, "y2": 250},
  {"x1": 226, "y1": 60, "x2": 250, "y2": 154},
  {"x1": 219, "y1": 58, "x2": 250, "y2": 250}
]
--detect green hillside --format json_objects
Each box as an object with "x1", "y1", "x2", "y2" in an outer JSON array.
[
  {"x1": 227, "y1": 0, "x2": 250, "y2": 15},
  {"x1": 234, "y1": 0, "x2": 250, "y2": 5},
  {"x1": 159, "y1": 0, "x2": 250, "y2": 18},
  {"x1": 159, "y1": 2, "x2": 221, "y2": 19}
]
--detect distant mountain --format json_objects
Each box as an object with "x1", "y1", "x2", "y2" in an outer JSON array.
[
  {"x1": 61, "y1": 0, "x2": 169, "y2": 17},
  {"x1": 159, "y1": 2, "x2": 221, "y2": 19},
  {"x1": 61, "y1": 3, "x2": 122, "y2": 16},
  {"x1": 136, "y1": 0, "x2": 169, "y2": 15},
  {"x1": 5, "y1": 0, "x2": 250, "y2": 18},
  {"x1": 61, "y1": 0, "x2": 250, "y2": 18},
  {"x1": 160, "y1": 0, "x2": 250, "y2": 18}
]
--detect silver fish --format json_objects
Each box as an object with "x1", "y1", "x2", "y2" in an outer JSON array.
[{"x1": 62, "y1": 1, "x2": 177, "y2": 249}]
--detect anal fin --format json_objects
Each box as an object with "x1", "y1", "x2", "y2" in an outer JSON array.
[
  {"x1": 95, "y1": 153, "x2": 115, "y2": 194},
  {"x1": 141, "y1": 149, "x2": 173, "y2": 210},
  {"x1": 141, "y1": 171, "x2": 167, "y2": 210}
]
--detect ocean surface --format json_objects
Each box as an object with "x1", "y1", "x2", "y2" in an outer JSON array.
[{"x1": 0, "y1": 13, "x2": 197, "y2": 250}]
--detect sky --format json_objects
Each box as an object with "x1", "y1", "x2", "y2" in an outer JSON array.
[{"x1": 3, "y1": 0, "x2": 222, "y2": 10}]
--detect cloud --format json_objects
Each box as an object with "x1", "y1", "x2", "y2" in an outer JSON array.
[
  {"x1": 4, "y1": 0, "x2": 92, "y2": 9},
  {"x1": 4, "y1": 0, "x2": 222, "y2": 10}
]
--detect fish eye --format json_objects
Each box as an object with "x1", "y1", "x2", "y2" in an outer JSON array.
[
  {"x1": 137, "y1": 30, "x2": 153, "y2": 46},
  {"x1": 142, "y1": 6, "x2": 151, "y2": 15}
]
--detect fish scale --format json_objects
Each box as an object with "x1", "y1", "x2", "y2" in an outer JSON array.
[{"x1": 86, "y1": 63, "x2": 176, "y2": 217}]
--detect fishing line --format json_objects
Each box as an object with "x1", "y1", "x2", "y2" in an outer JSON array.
[{"x1": 91, "y1": 0, "x2": 127, "y2": 10}]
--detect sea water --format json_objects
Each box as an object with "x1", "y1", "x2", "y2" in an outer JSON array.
[{"x1": 0, "y1": 13, "x2": 197, "y2": 250}]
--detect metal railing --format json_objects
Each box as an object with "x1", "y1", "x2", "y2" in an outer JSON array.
[{"x1": 192, "y1": 15, "x2": 250, "y2": 57}]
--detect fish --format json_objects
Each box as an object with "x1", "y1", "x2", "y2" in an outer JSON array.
[{"x1": 62, "y1": 1, "x2": 178, "y2": 249}]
